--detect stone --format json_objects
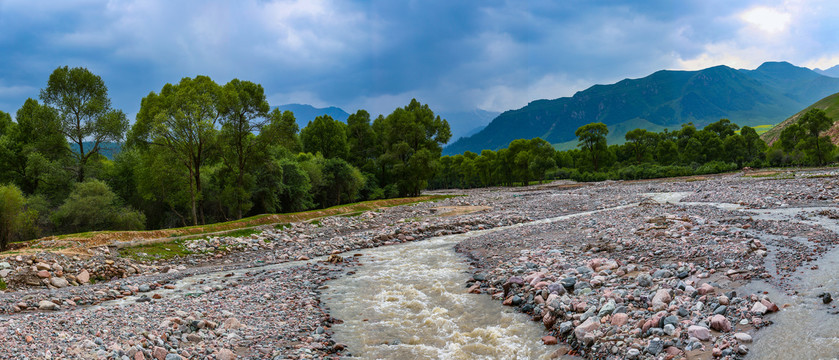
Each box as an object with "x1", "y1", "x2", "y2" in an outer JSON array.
[
  {"x1": 610, "y1": 313, "x2": 629, "y2": 326},
  {"x1": 688, "y1": 325, "x2": 711, "y2": 341},
  {"x1": 139, "y1": 284, "x2": 151, "y2": 292},
  {"x1": 0, "y1": 262, "x2": 10, "y2": 269},
  {"x1": 77, "y1": 270, "x2": 90, "y2": 284},
  {"x1": 710, "y1": 314, "x2": 732, "y2": 332},
  {"x1": 560, "y1": 277, "x2": 576, "y2": 289},
  {"x1": 152, "y1": 347, "x2": 167, "y2": 360},
  {"x1": 221, "y1": 317, "x2": 245, "y2": 330},
  {"x1": 574, "y1": 317, "x2": 600, "y2": 341},
  {"x1": 820, "y1": 292, "x2": 833, "y2": 304},
  {"x1": 547, "y1": 282, "x2": 566, "y2": 295},
  {"x1": 50, "y1": 277, "x2": 69, "y2": 288},
  {"x1": 541, "y1": 335, "x2": 558, "y2": 345},
  {"x1": 636, "y1": 273, "x2": 653, "y2": 287},
  {"x1": 663, "y1": 323, "x2": 675, "y2": 336},
  {"x1": 734, "y1": 332, "x2": 752, "y2": 343},
  {"x1": 646, "y1": 338, "x2": 664, "y2": 355},
  {"x1": 652, "y1": 289, "x2": 671, "y2": 311},
  {"x1": 134, "y1": 351, "x2": 146, "y2": 360},
  {"x1": 697, "y1": 283, "x2": 715, "y2": 295},
  {"x1": 37, "y1": 270, "x2": 51, "y2": 278},
  {"x1": 598, "y1": 300, "x2": 616, "y2": 317},
  {"x1": 216, "y1": 349, "x2": 235, "y2": 360},
  {"x1": 38, "y1": 300, "x2": 59, "y2": 311},
  {"x1": 165, "y1": 354, "x2": 183, "y2": 360},
  {"x1": 714, "y1": 305, "x2": 727, "y2": 315},
  {"x1": 626, "y1": 348, "x2": 641, "y2": 359},
  {"x1": 761, "y1": 299, "x2": 779, "y2": 312},
  {"x1": 751, "y1": 301, "x2": 768, "y2": 315}
]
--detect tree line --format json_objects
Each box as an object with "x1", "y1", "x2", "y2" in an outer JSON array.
[
  {"x1": 1, "y1": 66, "x2": 835, "y2": 249},
  {"x1": 432, "y1": 113, "x2": 836, "y2": 188},
  {"x1": 0, "y1": 66, "x2": 450, "y2": 249}
]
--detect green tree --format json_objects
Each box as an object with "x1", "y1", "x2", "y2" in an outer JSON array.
[
  {"x1": 740, "y1": 126, "x2": 767, "y2": 163},
  {"x1": 575, "y1": 122, "x2": 608, "y2": 171},
  {"x1": 798, "y1": 108, "x2": 835, "y2": 165},
  {"x1": 625, "y1": 128, "x2": 654, "y2": 164},
  {"x1": 346, "y1": 110, "x2": 377, "y2": 169},
  {"x1": 0, "y1": 184, "x2": 38, "y2": 250},
  {"x1": 704, "y1": 119, "x2": 739, "y2": 138},
  {"x1": 373, "y1": 99, "x2": 451, "y2": 196},
  {"x1": 261, "y1": 109, "x2": 301, "y2": 152},
  {"x1": 131, "y1": 75, "x2": 223, "y2": 225},
  {"x1": 39, "y1": 66, "x2": 128, "y2": 182},
  {"x1": 218, "y1": 79, "x2": 270, "y2": 219},
  {"x1": 52, "y1": 179, "x2": 145, "y2": 233},
  {"x1": 300, "y1": 115, "x2": 348, "y2": 159}
]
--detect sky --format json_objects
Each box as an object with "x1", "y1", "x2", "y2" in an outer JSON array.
[{"x1": 2, "y1": 0, "x2": 839, "y2": 122}]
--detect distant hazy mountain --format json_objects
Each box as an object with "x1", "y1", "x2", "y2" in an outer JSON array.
[
  {"x1": 445, "y1": 61, "x2": 839, "y2": 155},
  {"x1": 761, "y1": 91, "x2": 839, "y2": 146},
  {"x1": 70, "y1": 142, "x2": 121, "y2": 160},
  {"x1": 273, "y1": 104, "x2": 351, "y2": 129},
  {"x1": 438, "y1": 109, "x2": 500, "y2": 145},
  {"x1": 814, "y1": 65, "x2": 839, "y2": 78}
]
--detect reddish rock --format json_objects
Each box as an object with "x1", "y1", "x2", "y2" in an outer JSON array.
[
  {"x1": 751, "y1": 302, "x2": 768, "y2": 315},
  {"x1": 152, "y1": 293, "x2": 162, "y2": 299},
  {"x1": 77, "y1": 270, "x2": 90, "y2": 284},
  {"x1": 652, "y1": 289, "x2": 672, "y2": 310},
  {"x1": 217, "y1": 349, "x2": 236, "y2": 360},
  {"x1": 688, "y1": 325, "x2": 711, "y2": 341},
  {"x1": 697, "y1": 283, "x2": 715, "y2": 295},
  {"x1": 134, "y1": 351, "x2": 145, "y2": 360},
  {"x1": 541, "y1": 335, "x2": 558, "y2": 345},
  {"x1": 152, "y1": 347, "x2": 167, "y2": 360},
  {"x1": 710, "y1": 314, "x2": 732, "y2": 332},
  {"x1": 37, "y1": 270, "x2": 50, "y2": 278},
  {"x1": 761, "y1": 299, "x2": 779, "y2": 313},
  {"x1": 610, "y1": 313, "x2": 629, "y2": 326},
  {"x1": 574, "y1": 317, "x2": 600, "y2": 340}
]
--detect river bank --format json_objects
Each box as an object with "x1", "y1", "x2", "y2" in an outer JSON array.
[{"x1": 0, "y1": 169, "x2": 837, "y2": 359}]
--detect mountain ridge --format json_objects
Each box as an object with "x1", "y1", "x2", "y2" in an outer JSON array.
[{"x1": 444, "y1": 61, "x2": 839, "y2": 155}]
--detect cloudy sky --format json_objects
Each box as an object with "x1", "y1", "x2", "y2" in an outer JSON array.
[{"x1": 1, "y1": 0, "x2": 839, "y2": 122}]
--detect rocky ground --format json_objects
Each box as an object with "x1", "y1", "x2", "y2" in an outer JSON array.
[{"x1": 0, "y1": 168, "x2": 837, "y2": 359}]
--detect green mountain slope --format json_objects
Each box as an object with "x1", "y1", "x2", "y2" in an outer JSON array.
[
  {"x1": 761, "y1": 92, "x2": 839, "y2": 146},
  {"x1": 444, "y1": 61, "x2": 839, "y2": 155}
]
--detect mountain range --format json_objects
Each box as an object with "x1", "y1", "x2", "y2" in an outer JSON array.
[
  {"x1": 443, "y1": 61, "x2": 839, "y2": 155},
  {"x1": 273, "y1": 104, "x2": 351, "y2": 129}
]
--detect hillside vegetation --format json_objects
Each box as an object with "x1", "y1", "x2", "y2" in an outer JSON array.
[{"x1": 761, "y1": 92, "x2": 839, "y2": 146}]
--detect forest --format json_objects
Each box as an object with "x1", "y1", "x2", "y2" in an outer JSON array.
[{"x1": 0, "y1": 66, "x2": 835, "y2": 249}]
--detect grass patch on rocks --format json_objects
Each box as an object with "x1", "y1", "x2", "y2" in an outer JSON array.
[{"x1": 120, "y1": 240, "x2": 193, "y2": 262}]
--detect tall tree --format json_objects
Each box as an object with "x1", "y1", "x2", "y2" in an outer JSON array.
[
  {"x1": 131, "y1": 76, "x2": 222, "y2": 225},
  {"x1": 575, "y1": 122, "x2": 608, "y2": 171},
  {"x1": 218, "y1": 79, "x2": 270, "y2": 219},
  {"x1": 39, "y1": 66, "x2": 128, "y2": 182},
  {"x1": 261, "y1": 109, "x2": 301, "y2": 152},
  {"x1": 300, "y1": 115, "x2": 348, "y2": 159},
  {"x1": 625, "y1": 128, "x2": 654, "y2": 164},
  {"x1": 798, "y1": 108, "x2": 835, "y2": 165}
]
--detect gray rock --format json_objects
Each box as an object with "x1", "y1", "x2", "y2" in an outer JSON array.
[
  {"x1": 50, "y1": 277, "x2": 69, "y2": 288},
  {"x1": 139, "y1": 284, "x2": 151, "y2": 292},
  {"x1": 38, "y1": 300, "x2": 59, "y2": 311},
  {"x1": 662, "y1": 315, "x2": 678, "y2": 327},
  {"x1": 598, "y1": 300, "x2": 616, "y2": 317},
  {"x1": 560, "y1": 277, "x2": 576, "y2": 289},
  {"x1": 636, "y1": 273, "x2": 653, "y2": 287},
  {"x1": 559, "y1": 321, "x2": 574, "y2": 335},
  {"x1": 626, "y1": 348, "x2": 641, "y2": 359},
  {"x1": 547, "y1": 282, "x2": 566, "y2": 295},
  {"x1": 646, "y1": 338, "x2": 663, "y2": 355},
  {"x1": 714, "y1": 305, "x2": 727, "y2": 315}
]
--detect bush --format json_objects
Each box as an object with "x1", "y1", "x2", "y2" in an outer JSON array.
[
  {"x1": 52, "y1": 179, "x2": 146, "y2": 233},
  {"x1": 695, "y1": 161, "x2": 738, "y2": 175},
  {"x1": 0, "y1": 184, "x2": 35, "y2": 250}
]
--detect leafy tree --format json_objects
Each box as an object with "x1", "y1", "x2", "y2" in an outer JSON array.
[
  {"x1": 704, "y1": 119, "x2": 739, "y2": 138},
  {"x1": 132, "y1": 76, "x2": 222, "y2": 225},
  {"x1": 625, "y1": 128, "x2": 655, "y2": 164},
  {"x1": 300, "y1": 115, "x2": 349, "y2": 160},
  {"x1": 39, "y1": 66, "x2": 128, "y2": 182},
  {"x1": 261, "y1": 109, "x2": 302, "y2": 153},
  {"x1": 346, "y1": 110, "x2": 377, "y2": 169},
  {"x1": 740, "y1": 126, "x2": 767, "y2": 163},
  {"x1": 218, "y1": 79, "x2": 270, "y2": 219},
  {"x1": 0, "y1": 184, "x2": 38, "y2": 250},
  {"x1": 798, "y1": 108, "x2": 835, "y2": 165},
  {"x1": 373, "y1": 99, "x2": 450, "y2": 196},
  {"x1": 575, "y1": 122, "x2": 608, "y2": 171},
  {"x1": 52, "y1": 179, "x2": 145, "y2": 233}
]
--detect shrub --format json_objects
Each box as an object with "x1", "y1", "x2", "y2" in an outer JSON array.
[{"x1": 52, "y1": 179, "x2": 146, "y2": 233}]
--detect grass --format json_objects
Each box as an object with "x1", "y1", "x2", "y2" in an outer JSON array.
[
  {"x1": 274, "y1": 223, "x2": 291, "y2": 230},
  {"x1": 25, "y1": 194, "x2": 457, "y2": 251},
  {"x1": 120, "y1": 240, "x2": 192, "y2": 262}
]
